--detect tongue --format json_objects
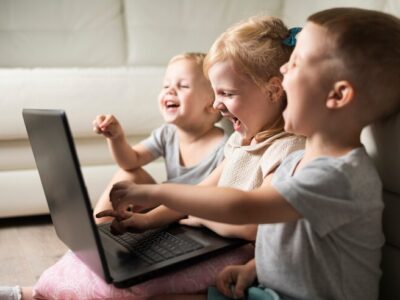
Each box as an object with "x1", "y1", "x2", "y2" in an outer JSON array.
[{"x1": 233, "y1": 118, "x2": 241, "y2": 130}]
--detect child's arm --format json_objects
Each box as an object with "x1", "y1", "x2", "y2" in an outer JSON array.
[
  {"x1": 96, "y1": 161, "x2": 226, "y2": 233},
  {"x1": 179, "y1": 172, "x2": 275, "y2": 240},
  {"x1": 179, "y1": 217, "x2": 257, "y2": 241},
  {"x1": 93, "y1": 114, "x2": 155, "y2": 170},
  {"x1": 107, "y1": 177, "x2": 301, "y2": 225}
]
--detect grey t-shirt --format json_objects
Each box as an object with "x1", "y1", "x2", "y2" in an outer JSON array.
[
  {"x1": 256, "y1": 147, "x2": 384, "y2": 300},
  {"x1": 141, "y1": 124, "x2": 228, "y2": 184}
]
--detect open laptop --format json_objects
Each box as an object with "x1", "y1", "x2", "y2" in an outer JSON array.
[{"x1": 22, "y1": 108, "x2": 246, "y2": 288}]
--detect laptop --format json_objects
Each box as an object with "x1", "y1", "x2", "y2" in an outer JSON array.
[{"x1": 22, "y1": 108, "x2": 246, "y2": 288}]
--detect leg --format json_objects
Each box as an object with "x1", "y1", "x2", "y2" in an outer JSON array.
[
  {"x1": 0, "y1": 286, "x2": 34, "y2": 300},
  {"x1": 22, "y1": 287, "x2": 34, "y2": 300},
  {"x1": 93, "y1": 167, "x2": 156, "y2": 224}
]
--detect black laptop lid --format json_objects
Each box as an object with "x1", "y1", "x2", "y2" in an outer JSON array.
[{"x1": 23, "y1": 109, "x2": 112, "y2": 282}]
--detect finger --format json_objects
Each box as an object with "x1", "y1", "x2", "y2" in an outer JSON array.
[
  {"x1": 110, "y1": 219, "x2": 127, "y2": 235},
  {"x1": 95, "y1": 115, "x2": 106, "y2": 127},
  {"x1": 100, "y1": 114, "x2": 115, "y2": 129},
  {"x1": 119, "y1": 216, "x2": 146, "y2": 233},
  {"x1": 96, "y1": 209, "x2": 119, "y2": 219},
  {"x1": 93, "y1": 126, "x2": 102, "y2": 134},
  {"x1": 216, "y1": 268, "x2": 235, "y2": 298},
  {"x1": 179, "y1": 218, "x2": 199, "y2": 227},
  {"x1": 179, "y1": 218, "x2": 190, "y2": 225},
  {"x1": 115, "y1": 201, "x2": 134, "y2": 216},
  {"x1": 92, "y1": 119, "x2": 103, "y2": 133},
  {"x1": 230, "y1": 284, "x2": 239, "y2": 300},
  {"x1": 234, "y1": 276, "x2": 247, "y2": 299}
]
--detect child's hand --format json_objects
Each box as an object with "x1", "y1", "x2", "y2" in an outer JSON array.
[
  {"x1": 96, "y1": 210, "x2": 151, "y2": 234},
  {"x1": 108, "y1": 181, "x2": 159, "y2": 214},
  {"x1": 216, "y1": 259, "x2": 257, "y2": 299},
  {"x1": 179, "y1": 215, "x2": 205, "y2": 228},
  {"x1": 92, "y1": 114, "x2": 123, "y2": 139}
]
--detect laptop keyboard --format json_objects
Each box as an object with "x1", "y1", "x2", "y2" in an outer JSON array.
[{"x1": 98, "y1": 224, "x2": 203, "y2": 264}]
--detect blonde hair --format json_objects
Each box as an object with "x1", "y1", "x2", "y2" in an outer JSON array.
[
  {"x1": 169, "y1": 52, "x2": 207, "y2": 68},
  {"x1": 204, "y1": 15, "x2": 293, "y2": 140},
  {"x1": 309, "y1": 8, "x2": 400, "y2": 122},
  {"x1": 204, "y1": 16, "x2": 292, "y2": 88}
]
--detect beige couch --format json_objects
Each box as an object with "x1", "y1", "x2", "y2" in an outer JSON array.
[
  {"x1": 0, "y1": 0, "x2": 287, "y2": 217},
  {"x1": 0, "y1": 0, "x2": 399, "y2": 298}
]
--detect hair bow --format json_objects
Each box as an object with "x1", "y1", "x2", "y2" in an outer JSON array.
[{"x1": 282, "y1": 27, "x2": 302, "y2": 47}]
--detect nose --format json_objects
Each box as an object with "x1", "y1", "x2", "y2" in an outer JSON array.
[
  {"x1": 280, "y1": 63, "x2": 288, "y2": 75},
  {"x1": 166, "y1": 85, "x2": 177, "y2": 95},
  {"x1": 213, "y1": 98, "x2": 227, "y2": 113}
]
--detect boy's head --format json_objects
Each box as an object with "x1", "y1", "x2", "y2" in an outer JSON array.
[
  {"x1": 308, "y1": 8, "x2": 400, "y2": 124},
  {"x1": 158, "y1": 52, "x2": 220, "y2": 129}
]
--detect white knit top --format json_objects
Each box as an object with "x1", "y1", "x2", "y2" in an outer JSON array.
[{"x1": 218, "y1": 131, "x2": 305, "y2": 191}]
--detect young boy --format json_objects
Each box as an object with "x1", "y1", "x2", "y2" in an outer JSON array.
[{"x1": 103, "y1": 8, "x2": 400, "y2": 300}]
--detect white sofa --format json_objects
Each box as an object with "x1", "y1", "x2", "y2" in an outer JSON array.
[
  {"x1": 0, "y1": 0, "x2": 287, "y2": 217},
  {"x1": 0, "y1": 0, "x2": 399, "y2": 297}
]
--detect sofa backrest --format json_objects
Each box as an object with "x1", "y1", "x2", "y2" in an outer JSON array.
[
  {"x1": 0, "y1": 0, "x2": 125, "y2": 67},
  {"x1": 361, "y1": 112, "x2": 400, "y2": 299}
]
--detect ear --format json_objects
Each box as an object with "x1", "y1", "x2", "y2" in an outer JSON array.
[
  {"x1": 326, "y1": 81, "x2": 355, "y2": 109},
  {"x1": 266, "y1": 76, "x2": 284, "y2": 103}
]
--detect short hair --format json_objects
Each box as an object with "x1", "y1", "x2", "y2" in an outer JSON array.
[
  {"x1": 203, "y1": 15, "x2": 292, "y2": 89},
  {"x1": 308, "y1": 8, "x2": 400, "y2": 122},
  {"x1": 168, "y1": 52, "x2": 207, "y2": 68}
]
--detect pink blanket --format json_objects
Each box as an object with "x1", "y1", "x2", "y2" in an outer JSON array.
[{"x1": 33, "y1": 245, "x2": 254, "y2": 300}]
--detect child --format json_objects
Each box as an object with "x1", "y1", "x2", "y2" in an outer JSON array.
[
  {"x1": 92, "y1": 52, "x2": 228, "y2": 223},
  {"x1": 104, "y1": 7, "x2": 400, "y2": 300},
  {"x1": 29, "y1": 15, "x2": 304, "y2": 300}
]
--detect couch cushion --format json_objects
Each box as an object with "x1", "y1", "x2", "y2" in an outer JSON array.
[
  {"x1": 0, "y1": 68, "x2": 165, "y2": 140},
  {"x1": 124, "y1": 0, "x2": 282, "y2": 66},
  {"x1": 0, "y1": 136, "x2": 146, "y2": 171},
  {"x1": 0, "y1": 0, "x2": 125, "y2": 67},
  {"x1": 361, "y1": 112, "x2": 400, "y2": 195}
]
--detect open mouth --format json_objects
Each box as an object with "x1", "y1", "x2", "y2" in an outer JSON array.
[
  {"x1": 281, "y1": 97, "x2": 288, "y2": 111},
  {"x1": 231, "y1": 117, "x2": 241, "y2": 130},
  {"x1": 165, "y1": 100, "x2": 180, "y2": 109}
]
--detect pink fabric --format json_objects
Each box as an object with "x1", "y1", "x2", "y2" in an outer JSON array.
[{"x1": 33, "y1": 245, "x2": 254, "y2": 300}]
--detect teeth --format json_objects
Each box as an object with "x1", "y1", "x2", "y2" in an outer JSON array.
[{"x1": 165, "y1": 100, "x2": 179, "y2": 108}]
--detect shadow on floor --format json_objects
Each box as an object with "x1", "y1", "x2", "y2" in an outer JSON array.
[{"x1": 0, "y1": 214, "x2": 52, "y2": 228}]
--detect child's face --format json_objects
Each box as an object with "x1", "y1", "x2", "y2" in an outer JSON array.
[
  {"x1": 208, "y1": 59, "x2": 280, "y2": 144},
  {"x1": 280, "y1": 22, "x2": 338, "y2": 137},
  {"x1": 158, "y1": 59, "x2": 214, "y2": 128}
]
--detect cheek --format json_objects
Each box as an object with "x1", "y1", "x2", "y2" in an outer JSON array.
[{"x1": 227, "y1": 99, "x2": 244, "y2": 114}]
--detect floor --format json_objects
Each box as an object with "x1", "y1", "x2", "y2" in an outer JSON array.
[{"x1": 0, "y1": 215, "x2": 67, "y2": 287}]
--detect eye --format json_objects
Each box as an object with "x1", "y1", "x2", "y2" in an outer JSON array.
[
  {"x1": 221, "y1": 91, "x2": 234, "y2": 97},
  {"x1": 179, "y1": 83, "x2": 190, "y2": 89}
]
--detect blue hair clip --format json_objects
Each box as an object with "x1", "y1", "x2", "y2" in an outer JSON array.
[{"x1": 282, "y1": 27, "x2": 302, "y2": 47}]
